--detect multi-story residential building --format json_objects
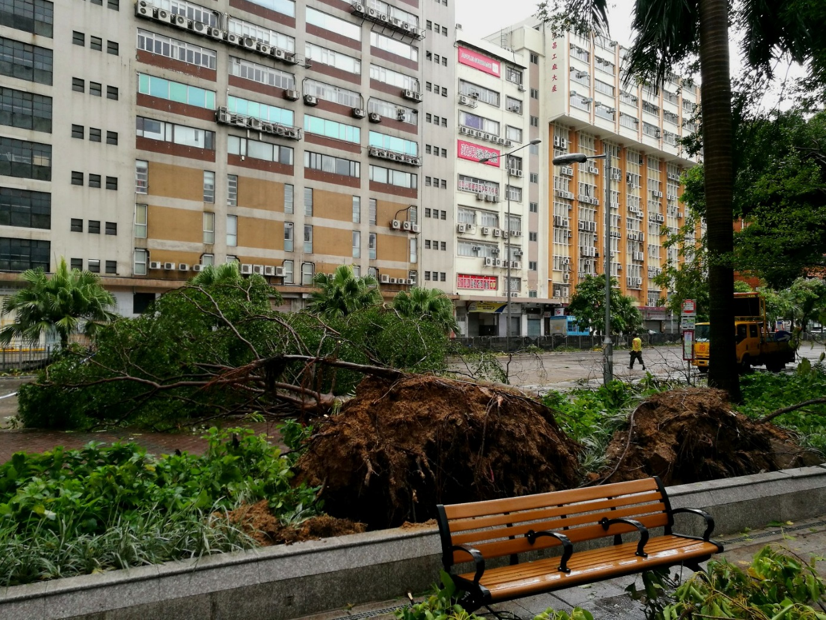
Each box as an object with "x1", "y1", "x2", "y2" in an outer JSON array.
[{"x1": 0, "y1": 0, "x2": 449, "y2": 318}]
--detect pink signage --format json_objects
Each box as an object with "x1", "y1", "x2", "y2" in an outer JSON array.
[
  {"x1": 457, "y1": 274, "x2": 498, "y2": 291},
  {"x1": 457, "y1": 140, "x2": 500, "y2": 166},
  {"x1": 458, "y1": 46, "x2": 501, "y2": 77}
]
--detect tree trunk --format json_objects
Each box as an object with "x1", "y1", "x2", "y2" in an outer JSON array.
[{"x1": 698, "y1": 0, "x2": 740, "y2": 402}]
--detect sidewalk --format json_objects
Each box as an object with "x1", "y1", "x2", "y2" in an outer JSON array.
[{"x1": 300, "y1": 517, "x2": 826, "y2": 620}]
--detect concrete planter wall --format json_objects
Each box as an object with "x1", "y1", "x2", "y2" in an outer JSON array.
[{"x1": 1, "y1": 465, "x2": 823, "y2": 620}]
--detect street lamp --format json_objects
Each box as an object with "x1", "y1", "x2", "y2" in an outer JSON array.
[
  {"x1": 552, "y1": 150, "x2": 613, "y2": 385},
  {"x1": 479, "y1": 139, "x2": 541, "y2": 353}
]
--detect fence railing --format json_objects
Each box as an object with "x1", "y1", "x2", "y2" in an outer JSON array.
[
  {"x1": 454, "y1": 332, "x2": 683, "y2": 353},
  {"x1": 0, "y1": 346, "x2": 55, "y2": 372}
]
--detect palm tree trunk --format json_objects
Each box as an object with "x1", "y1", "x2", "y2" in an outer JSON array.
[{"x1": 699, "y1": 0, "x2": 740, "y2": 401}]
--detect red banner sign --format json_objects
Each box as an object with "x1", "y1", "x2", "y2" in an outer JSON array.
[
  {"x1": 457, "y1": 274, "x2": 498, "y2": 291},
  {"x1": 457, "y1": 46, "x2": 501, "y2": 77},
  {"x1": 457, "y1": 140, "x2": 500, "y2": 166}
]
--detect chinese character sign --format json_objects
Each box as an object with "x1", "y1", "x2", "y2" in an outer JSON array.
[
  {"x1": 457, "y1": 274, "x2": 498, "y2": 290},
  {"x1": 457, "y1": 140, "x2": 500, "y2": 166},
  {"x1": 457, "y1": 46, "x2": 501, "y2": 77}
]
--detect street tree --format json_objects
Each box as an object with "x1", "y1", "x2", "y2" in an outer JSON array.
[
  {"x1": 305, "y1": 265, "x2": 381, "y2": 319},
  {"x1": 392, "y1": 287, "x2": 458, "y2": 334},
  {"x1": 761, "y1": 279, "x2": 826, "y2": 334},
  {"x1": 537, "y1": 0, "x2": 823, "y2": 401},
  {"x1": 567, "y1": 275, "x2": 643, "y2": 335},
  {"x1": 0, "y1": 258, "x2": 117, "y2": 349}
]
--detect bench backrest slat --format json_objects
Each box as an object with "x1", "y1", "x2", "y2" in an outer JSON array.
[{"x1": 439, "y1": 478, "x2": 671, "y2": 567}]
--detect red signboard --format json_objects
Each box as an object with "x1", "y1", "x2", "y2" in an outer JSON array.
[
  {"x1": 457, "y1": 274, "x2": 498, "y2": 291},
  {"x1": 457, "y1": 140, "x2": 500, "y2": 166},
  {"x1": 457, "y1": 46, "x2": 501, "y2": 77}
]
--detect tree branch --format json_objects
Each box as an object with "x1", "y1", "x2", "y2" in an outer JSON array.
[{"x1": 758, "y1": 398, "x2": 826, "y2": 423}]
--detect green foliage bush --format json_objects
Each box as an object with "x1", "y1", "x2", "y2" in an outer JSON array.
[{"x1": 0, "y1": 428, "x2": 319, "y2": 586}]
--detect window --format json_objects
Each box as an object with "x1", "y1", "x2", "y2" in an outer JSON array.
[
  {"x1": 304, "y1": 152, "x2": 361, "y2": 178},
  {"x1": 306, "y1": 7, "x2": 360, "y2": 40},
  {"x1": 284, "y1": 183, "x2": 293, "y2": 213},
  {"x1": 88, "y1": 220, "x2": 100, "y2": 234},
  {"x1": 133, "y1": 249, "x2": 147, "y2": 275},
  {"x1": 88, "y1": 174, "x2": 101, "y2": 188},
  {"x1": 370, "y1": 32, "x2": 417, "y2": 61},
  {"x1": 71, "y1": 171, "x2": 83, "y2": 185},
  {"x1": 229, "y1": 56, "x2": 295, "y2": 90},
  {"x1": 0, "y1": 0, "x2": 53, "y2": 36},
  {"x1": 530, "y1": 88, "x2": 539, "y2": 99},
  {"x1": 505, "y1": 126, "x2": 522, "y2": 142},
  {"x1": 0, "y1": 187, "x2": 50, "y2": 229},
  {"x1": 71, "y1": 124, "x2": 84, "y2": 139},
  {"x1": 505, "y1": 66, "x2": 522, "y2": 85},
  {"x1": 303, "y1": 79, "x2": 361, "y2": 108},
  {"x1": 134, "y1": 204, "x2": 147, "y2": 238},
  {"x1": 135, "y1": 160, "x2": 148, "y2": 194},
  {"x1": 352, "y1": 230, "x2": 360, "y2": 258},
  {"x1": 368, "y1": 165, "x2": 417, "y2": 189},
  {"x1": 304, "y1": 42, "x2": 360, "y2": 74},
  {"x1": 506, "y1": 97, "x2": 522, "y2": 113},
  {"x1": 0, "y1": 87, "x2": 52, "y2": 133},
  {"x1": 0, "y1": 37, "x2": 53, "y2": 84},
  {"x1": 303, "y1": 187, "x2": 313, "y2": 216},
  {"x1": 138, "y1": 73, "x2": 216, "y2": 109},
  {"x1": 105, "y1": 221, "x2": 117, "y2": 235},
  {"x1": 137, "y1": 117, "x2": 216, "y2": 150},
  {"x1": 0, "y1": 138, "x2": 50, "y2": 181},
  {"x1": 352, "y1": 196, "x2": 360, "y2": 223},
  {"x1": 369, "y1": 64, "x2": 419, "y2": 92},
  {"x1": 303, "y1": 224, "x2": 312, "y2": 253},
  {"x1": 227, "y1": 174, "x2": 237, "y2": 206},
  {"x1": 107, "y1": 0, "x2": 118, "y2": 10},
  {"x1": 202, "y1": 212, "x2": 214, "y2": 244},
  {"x1": 90, "y1": 36, "x2": 102, "y2": 51},
  {"x1": 303, "y1": 115, "x2": 360, "y2": 144},
  {"x1": 72, "y1": 31, "x2": 85, "y2": 46},
  {"x1": 72, "y1": 78, "x2": 84, "y2": 92},
  {"x1": 105, "y1": 260, "x2": 117, "y2": 274},
  {"x1": 203, "y1": 171, "x2": 214, "y2": 203},
  {"x1": 595, "y1": 80, "x2": 614, "y2": 97},
  {"x1": 226, "y1": 215, "x2": 237, "y2": 246},
  {"x1": 530, "y1": 116, "x2": 539, "y2": 127},
  {"x1": 368, "y1": 233, "x2": 376, "y2": 259},
  {"x1": 369, "y1": 198, "x2": 376, "y2": 225},
  {"x1": 90, "y1": 82, "x2": 103, "y2": 97},
  {"x1": 458, "y1": 175, "x2": 498, "y2": 196},
  {"x1": 368, "y1": 98, "x2": 417, "y2": 124},
  {"x1": 136, "y1": 29, "x2": 217, "y2": 70},
  {"x1": 530, "y1": 53, "x2": 538, "y2": 64},
  {"x1": 105, "y1": 176, "x2": 117, "y2": 190},
  {"x1": 226, "y1": 15, "x2": 294, "y2": 50},
  {"x1": 368, "y1": 131, "x2": 418, "y2": 156},
  {"x1": 530, "y1": 202, "x2": 538, "y2": 213},
  {"x1": 410, "y1": 238, "x2": 417, "y2": 263},
  {"x1": 107, "y1": 40, "x2": 119, "y2": 55},
  {"x1": 84, "y1": 259, "x2": 100, "y2": 273},
  {"x1": 227, "y1": 136, "x2": 293, "y2": 164},
  {"x1": 529, "y1": 232, "x2": 538, "y2": 241},
  {"x1": 70, "y1": 258, "x2": 82, "y2": 270},
  {"x1": 283, "y1": 221, "x2": 293, "y2": 251},
  {"x1": 282, "y1": 259, "x2": 293, "y2": 283},
  {"x1": 530, "y1": 173, "x2": 538, "y2": 183},
  {"x1": 227, "y1": 95, "x2": 293, "y2": 126},
  {"x1": 105, "y1": 131, "x2": 117, "y2": 145},
  {"x1": 300, "y1": 262, "x2": 314, "y2": 285},
  {"x1": 459, "y1": 111, "x2": 500, "y2": 135},
  {"x1": 0, "y1": 237, "x2": 49, "y2": 270},
  {"x1": 70, "y1": 218, "x2": 83, "y2": 232},
  {"x1": 89, "y1": 128, "x2": 101, "y2": 142}
]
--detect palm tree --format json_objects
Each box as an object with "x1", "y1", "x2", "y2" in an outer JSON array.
[
  {"x1": 190, "y1": 262, "x2": 245, "y2": 287},
  {"x1": 536, "y1": 0, "x2": 821, "y2": 401},
  {"x1": 392, "y1": 287, "x2": 458, "y2": 333},
  {"x1": 0, "y1": 258, "x2": 117, "y2": 349},
  {"x1": 305, "y1": 265, "x2": 382, "y2": 319}
]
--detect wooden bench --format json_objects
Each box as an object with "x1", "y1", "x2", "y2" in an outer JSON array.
[{"x1": 436, "y1": 477, "x2": 722, "y2": 611}]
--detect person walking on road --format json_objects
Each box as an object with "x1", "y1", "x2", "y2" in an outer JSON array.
[{"x1": 629, "y1": 333, "x2": 646, "y2": 370}]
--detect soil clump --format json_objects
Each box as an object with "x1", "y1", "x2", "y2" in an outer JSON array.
[
  {"x1": 295, "y1": 375, "x2": 582, "y2": 529},
  {"x1": 226, "y1": 500, "x2": 366, "y2": 546},
  {"x1": 598, "y1": 388, "x2": 821, "y2": 486}
]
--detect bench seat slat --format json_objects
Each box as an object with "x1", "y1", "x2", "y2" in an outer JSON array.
[
  {"x1": 455, "y1": 513, "x2": 669, "y2": 563},
  {"x1": 443, "y1": 479, "x2": 659, "y2": 520},
  {"x1": 451, "y1": 501, "x2": 667, "y2": 546},
  {"x1": 448, "y1": 491, "x2": 665, "y2": 533},
  {"x1": 458, "y1": 536, "x2": 718, "y2": 600}
]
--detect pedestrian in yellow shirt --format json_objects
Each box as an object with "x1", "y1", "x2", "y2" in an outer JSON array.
[{"x1": 629, "y1": 333, "x2": 646, "y2": 370}]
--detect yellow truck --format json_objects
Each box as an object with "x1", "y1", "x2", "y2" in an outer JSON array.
[{"x1": 693, "y1": 292, "x2": 797, "y2": 373}]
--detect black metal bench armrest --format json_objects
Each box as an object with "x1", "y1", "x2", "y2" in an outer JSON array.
[
  {"x1": 671, "y1": 508, "x2": 715, "y2": 541},
  {"x1": 524, "y1": 530, "x2": 574, "y2": 573},
  {"x1": 451, "y1": 545, "x2": 486, "y2": 585},
  {"x1": 600, "y1": 517, "x2": 649, "y2": 557}
]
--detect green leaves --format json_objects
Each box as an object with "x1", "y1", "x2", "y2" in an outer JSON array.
[{"x1": 566, "y1": 275, "x2": 643, "y2": 335}]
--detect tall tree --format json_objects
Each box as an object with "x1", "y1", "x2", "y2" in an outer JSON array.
[
  {"x1": 392, "y1": 287, "x2": 458, "y2": 333},
  {"x1": 305, "y1": 265, "x2": 381, "y2": 319},
  {"x1": 536, "y1": 0, "x2": 823, "y2": 401},
  {"x1": 0, "y1": 258, "x2": 117, "y2": 349},
  {"x1": 567, "y1": 275, "x2": 643, "y2": 335}
]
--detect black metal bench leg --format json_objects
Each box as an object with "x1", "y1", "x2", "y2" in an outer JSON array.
[{"x1": 685, "y1": 560, "x2": 704, "y2": 573}]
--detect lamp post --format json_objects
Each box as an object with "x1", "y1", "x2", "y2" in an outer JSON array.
[
  {"x1": 552, "y1": 150, "x2": 613, "y2": 385},
  {"x1": 479, "y1": 139, "x2": 541, "y2": 353}
]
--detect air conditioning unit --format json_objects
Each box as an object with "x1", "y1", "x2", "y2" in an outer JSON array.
[
  {"x1": 411, "y1": 223, "x2": 420, "y2": 233},
  {"x1": 502, "y1": 230, "x2": 509, "y2": 239},
  {"x1": 475, "y1": 193, "x2": 485, "y2": 201},
  {"x1": 493, "y1": 228, "x2": 502, "y2": 237},
  {"x1": 191, "y1": 264, "x2": 204, "y2": 272},
  {"x1": 250, "y1": 265, "x2": 262, "y2": 275},
  {"x1": 494, "y1": 259, "x2": 503, "y2": 267},
  {"x1": 467, "y1": 225, "x2": 476, "y2": 234},
  {"x1": 368, "y1": 112, "x2": 381, "y2": 123},
  {"x1": 216, "y1": 106, "x2": 229, "y2": 124},
  {"x1": 171, "y1": 13, "x2": 186, "y2": 26},
  {"x1": 391, "y1": 220, "x2": 401, "y2": 230},
  {"x1": 263, "y1": 265, "x2": 276, "y2": 276},
  {"x1": 380, "y1": 274, "x2": 390, "y2": 283},
  {"x1": 484, "y1": 257, "x2": 494, "y2": 267},
  {"x1": 161, "y1": 261, "x2": 175, "y2": 270},
  {"x1": 402, "y1": 221, "x2": 412, "y2": 231},
  {"x1": 481, "y1": 226, "x2": 491, "y2": 235},
  {"x1": 352, "y1": 2, "x2": 365, "y2": 13},
  {"x1": 273, "y1": 48, "x2": 286, "y2": 60},
  {"x1": 257, "y1": 43, "x2": 271, "y2": 55},
  {"x1": 505, "y1": 140, "x2": 513, "y2": 147},
  {"x1": 512, "y1": 261, "x2": 522, "y2": 270},
  {"x1": 207, "y1": 26, "x2": 223, "y2": 39},
  {"x1": 224, "y1": 32, "x2": 239, "y2": 45},
  {"x1": 459, "y1": 126, "x2": 470, "y2": 135},
  {"x1": 303, "y1": 95, "x2": 318, "y2": 106},
  {"x1": 136, "y1": 4, "x2": 151, "y2": 17},
  {"x1": 508, "y1": 105, "x2": 520, "y2": 113},
  {"x1": 509, "y1": 168, "x2": 522, "y2": 177},
  {"x1": 563, "y1": 273, "x2": 570, "y2": 282},
  {"x1": 149, "y1": 261, "x2": 162, "y2": 270},
  {"x1": 402, "y1": 90, "x2": 422, "y2": 102},
  {"x1": 284, "y1": 89, "x2": 300, "y2": 101},
  {"x1": 389, "y1": 277, "x2": 398, "y2": 284},
  {"x1": 588, "y1": 166, "x2": 599, "y2": 174},
  {"x1": 178, "y1": 263, "x2": 190, "y2": 271},
  {"x1": 459, "y1": 95, "x2": 470, "y2": 106},
  {"x1": 510, "y1": 230, "x2": 521, "y2": 237},
  {"x1": 554, "y1": 288, "x2": 562, "y2": 297},
  {"x1": 457, "y1": 224, "x2": 466, "y2": 233},
  {"x1": 240, "y1": 264, "x2": 253, "y2": 275}
]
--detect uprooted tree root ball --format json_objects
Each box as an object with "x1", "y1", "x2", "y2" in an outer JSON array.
[
  {"x1": 598, "y1": 388, "x2": 822, "y2": 486},
  {"x1": 295, "y1": 375, "x2": 582, "y2": 529}
]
